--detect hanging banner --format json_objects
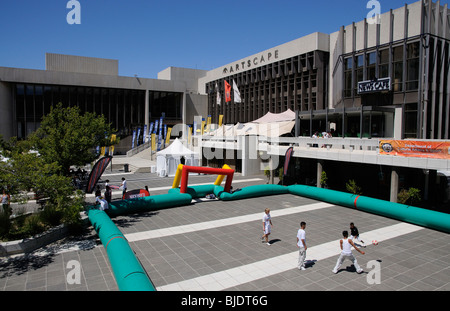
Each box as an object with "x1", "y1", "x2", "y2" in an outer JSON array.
[
  {"x1": 131, "y1": 129, "x2": 137, "y2": 149},
  {"x1": 380, "y1": 140, "x2": 450, "y2": 159},
  {"x1": 166, "y1": 127, "x2": 172, "y2": 145},
  {"x1": 206, "y1": 115, "x2": 211, "y2": 133},
  {"x1": 193, "y1": 121, "x2": 197, "y2": 136},
  {"x1": 151, "y1": 133, "x2": 156, "y2": 151},
  {"x1": 143, "y1": 125, "x2": 148, "y2": 143},
  {"x1": 158, "y1": 117, "x2": 163, "y2": 151},
  {"x1": 188, "y1": 126, "x2": 192, "y2": 145},
  {"x1": 219, "y1": 115, "x2": 224, "y2": 127},
  {"x1": 224, "y1": 80, "x2": 232, "y2": 102},
  {"x1": 109, "y1": 134, "x2": 117, "y2": 156},
  {"x1": 136, "y1": 127, "x2": 141, "y2": 146}
]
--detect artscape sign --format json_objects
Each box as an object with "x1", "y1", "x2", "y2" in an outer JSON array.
[
  {"x1": 358, "y1": 77, "x2": 391, "y2": 94},
  {"x1": 222, "y1": 50, "x2": 279, "y2": 75}
]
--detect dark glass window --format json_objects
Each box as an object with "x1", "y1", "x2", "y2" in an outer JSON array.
[
  {"x1": 366, "y1": 52, "x2": 376, "y2": 80},
  {"x1": 355, "y1": 55, "x2": 364, "y2": 90},
  {"x1": 404, "y1": 102, "x2": 418, "y2": 138},
  {"x1": 393, "y1": 46, "x2": 403, "y2": 92},
  {"x1": 344, "y1": 57, "x2": 353, "y2": 98},
  {"x1": 406, "y1": 42, "x2": 420, "y2": 90},
  {"x1": 378, "y1": 49, "x2": 389, "y2": 79}
]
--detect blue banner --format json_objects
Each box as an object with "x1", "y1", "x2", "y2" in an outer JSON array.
[
  {"x1": 131, "y1": 129, "x2": 137, "y2": 149},
  {"x1": 137, "y1": 127, "x2": 141, "y2": 146},
  {"x1": 143, "y1": 125, "x2": 148, "y2": 143}
]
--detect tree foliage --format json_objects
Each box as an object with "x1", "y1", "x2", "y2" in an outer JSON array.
[{"x1": 29, "y1": 103, "x2": 118, "y2": 175}]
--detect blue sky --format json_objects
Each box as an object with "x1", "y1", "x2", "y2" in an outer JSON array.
[{"x1": 0, "y1": 0, "x2": 447, "y2": 78}]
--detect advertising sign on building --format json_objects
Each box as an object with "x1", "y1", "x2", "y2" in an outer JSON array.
[
  {"x1": 357, "y1": 78, "x2": 391, "y2": 94},
  {"x1": 380, "y1": 140, "x2": 450, "y2": 159}
]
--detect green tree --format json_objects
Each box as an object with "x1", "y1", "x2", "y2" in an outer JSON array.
[
  {"x1": 398, "y1": 187, "x2": 421, "y2": 205},
  {"x1": 346, "y1": 179, "x2": 363, "y2": 195},
  {"x1": 0, "y1": 135, "x2": 85, "y2": 236},
  {"x1": 29, "y1": 103, "x2": 118, "y2": 175}
]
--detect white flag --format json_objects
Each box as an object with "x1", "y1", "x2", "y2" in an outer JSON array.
[
  {"x1": 216, "y1": 83, "x2": 221, "y2": 106},
  {"x1": 233, "y1": 79, "x2": 242, "y2": 103}
]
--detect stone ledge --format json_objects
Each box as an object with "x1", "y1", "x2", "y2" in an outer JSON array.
[{"x1": 0, "y1": 215, "x2": 89, "y2": 257}]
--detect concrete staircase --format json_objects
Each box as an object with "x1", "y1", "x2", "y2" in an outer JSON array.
[{"x1": 109, "y1": 147, "x2": 156, "y2": 173}]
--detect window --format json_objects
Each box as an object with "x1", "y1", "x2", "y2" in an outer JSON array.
[
  {"x1": 404, "y1": 102, "x2": 418, "y2": 138},
  {"x1": 366, "y1": 52, "x2": 376, "y2": 80},
  {"x1": 356, "y1": 55, "x2": 364, "y2": 83},
  {"x1": 406, "y1": 42, "x2": 420, "y2": 90},
  {"x1": 344, "y1": 57, "x2": 353, "y2": 98},
  {"x1": 378, "y1": 49, "x2": 389, "y2": 79},
  {"x1": 393, "y1": 46, "x2": 403, "y2": 91}
]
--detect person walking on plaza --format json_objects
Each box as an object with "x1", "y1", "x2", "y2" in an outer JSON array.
[
  {"x1": 120, "y1": 177, "x2": 127, "y2": 199},
  {"x1": 296, "y1": 221, "x2": 307, "y2": 270},
  {"x1": 104, "y1": 185, "x2": 112, "y2": 203},
  {"x1": 1, "y1": 189, "x2": 10, "y2": 214},
  {"x1": 261, "y1": 208, "x2": 273, "y2": 245},
  {"x1": 332, "y1": 230, "x2": 365, "y2": 274},
  {"x1": 350, "y1": 222, "x2": 366, "y2": 247}
]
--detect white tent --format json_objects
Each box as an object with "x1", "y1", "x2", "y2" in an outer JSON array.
[{"x1": 156, "y1": 138, "x2": 199, "y2": 177}]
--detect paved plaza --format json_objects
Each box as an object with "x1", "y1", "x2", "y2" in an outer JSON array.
[{"x1": 1, "y1": 168, "x2": 450, "y2": 292}]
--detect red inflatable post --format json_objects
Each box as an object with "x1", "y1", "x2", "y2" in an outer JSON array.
[{"x1": 179, "y1": 166, "x2": 234, "y2": 194}]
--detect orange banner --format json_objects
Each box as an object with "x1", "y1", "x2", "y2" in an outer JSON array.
[{"x1": 380, "y1": 140, "x2": 450, "y2": 159}]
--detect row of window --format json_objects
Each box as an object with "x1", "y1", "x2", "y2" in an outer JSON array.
[
  {"x1": 14, "y1": 84, "x2": 183, "y2": 139},
  {"x1": 344, "y1": 42, "x2": 420, "y2": 97}
]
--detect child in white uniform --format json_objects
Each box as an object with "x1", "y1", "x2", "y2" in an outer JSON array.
[{"x1": 261, "y1": 208, "x2": 273, "y2": 245}]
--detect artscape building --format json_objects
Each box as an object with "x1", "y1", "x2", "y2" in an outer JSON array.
[{"x1": 1, "y1": 0, "x2": 449, "y2": 208}]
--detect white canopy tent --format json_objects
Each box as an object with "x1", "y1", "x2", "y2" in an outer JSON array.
[
  {"x1": 207, "y1": 109, "x2": 296, "y2": 137},
  {"x1": 156, "y1": 138, "x2": 200, "y2": 177}
]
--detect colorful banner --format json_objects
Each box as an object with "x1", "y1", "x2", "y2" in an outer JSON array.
[
  {"x1": 283, "y1": 147, "x2": 294, "y2": 176},
  {"x1": 109, "y1": 134, "x2": 116, "y2": 156},
  {"x1": 188, "y1": 126, "x2": 192, "y2": 145},
  {"x1": 165, "y1": 127, "x2": 172, "y2": 145},
  {"x1": 86, "y1": 156, "x2": 112, "y2": 194},
  {"x1": 224, "y1": 80, "x2": 231, "y2": 102},
  {"x1": 380, "y1": 140, "x2": 450, "y2": 159},
  {"x1": 219, "y1": 115, "x2": 224, "y2": 127},
  {"x1": 151, "y1": 133, "x2": 156, "y2": 151}
]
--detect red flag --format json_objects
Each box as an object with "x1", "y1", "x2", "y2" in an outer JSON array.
[{"x1": 224, "y1": 80, "x2": 231, "y2": 102}]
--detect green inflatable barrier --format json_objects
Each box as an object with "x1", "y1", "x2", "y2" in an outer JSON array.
[
  {"x1": 214, "y1": 184, "x2": 289, "y2": 201},
  {"x1": 87, "y1": 209, "x2": 156, "y2": 291},
  {"x1": 105, "y1": 192, "x2": 193, "y2": 216},
  {"x1": 168, "y1": 184, "x2": 216, "y2": 199},
  {"x1": 288, "y1": 184, "x2": 450, "y2": 233}
]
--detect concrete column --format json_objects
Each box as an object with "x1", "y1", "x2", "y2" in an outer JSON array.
[
  {"x1": 317, "y1": 160, "x2": 323, "y2": 188},
  {"x1": 390, "y1": 167, "x2": 399, "y2": 203},
  {"x1": 241, "y1": 135, "x2": 260, "y2": 177}
]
